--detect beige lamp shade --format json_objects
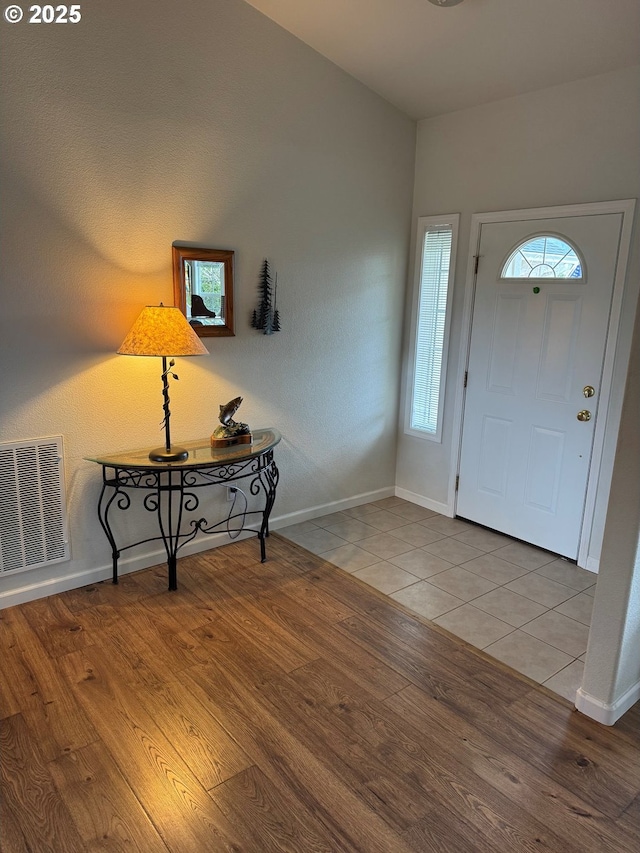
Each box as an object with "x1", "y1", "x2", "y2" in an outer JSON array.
[{"x1": 117, "y1": 305, "x2": 209, "y2": 357}]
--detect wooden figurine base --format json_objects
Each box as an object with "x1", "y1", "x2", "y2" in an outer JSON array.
[{"x1": 211, "y1": 433, "x2": 253, "y2": 448}]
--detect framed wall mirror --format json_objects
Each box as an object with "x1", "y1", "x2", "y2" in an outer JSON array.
[{"x1": 172, "y1": 245, "x2": 235, "y2": 336}]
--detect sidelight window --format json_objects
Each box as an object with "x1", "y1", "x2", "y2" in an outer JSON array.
[{"x1": 405, "y1": 214, "x2": 459, "y2": 441}]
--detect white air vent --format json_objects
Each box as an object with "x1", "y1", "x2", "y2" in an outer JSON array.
[{"x1": 0, "y1": 437, "x2": 70, "y2": 574}]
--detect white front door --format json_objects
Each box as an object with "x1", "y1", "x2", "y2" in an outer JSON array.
[{"x1": 457, "y1": 213, "x2": 625, "y2": 559}]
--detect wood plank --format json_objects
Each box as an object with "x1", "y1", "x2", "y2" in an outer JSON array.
[
  {"x1": 86, "y1": 588, "x2": 215, "y2": 689},
  {"x1": 401, "y1": 803, "x2": 505, "y2": 853},
  {"x1": 385, "y1": 684, "x2": 638, "y2": 853},
  {"x1": 0, "y1": 607, "x2": 37, "y2": 721},
  {"x1": 58, "y1": 570, "x2": 161, "y2": 613},
  {"x1": 185, "y1": 569, "x2": 324, "y2": 673},
  {"x1": 206, "y1": 536, "x2": 273, "y2": 570},
  {"x1": 0, "y1": 608, "x2": 97, "y2": 760},
  {"x1": 206, "y1": 593, "x2": 320, "y2": 675},
  {"x1": 192, "y1": 544, "x2": 269, "y2": 581},
  {"x1": 210, "y1": 765, "x2": 334, "y2": 853},
  {"x1": 506, "y1": 688, "x2": 640, "y2": 816},
  {"x1": 189, "y1": 548, "x2": 301, "y2": 600},
  {"x1": 0, "y1": 713, "x2": 85, "y2": 853},
  {"x1": 48, "y1": 741, "x2": 170, "y2": 852},
  {"x1": 190, "y1": 544, "x2": 354, "y2": 624},
  {"x1": 72, "y1": 602, "x2": 125, "y2": 634},
  {"x1": 77, "y1": 589, "x2": 215, "y2": 683},
  {"x1": 284, "y1": 660, "x2": 578, "y2": 853},
  {"x1": 20, "y1": 596, "x2": 92, "y2": 659},
  {"x1": 278, "y1": 573, "x2": 360, "y2": 622},
  {"x1": 616, "y1": 792, "x2": 640, "y2": 838},
  {"x1": 254, "y1": 664, "x2": 432, "y2": 833},
  {"x1": 611, "y1": 699, "x2": 640, "y2": 744},
  {"x1": 189, "y1": 550, "x2": 409, "y2": 699},
  {"x1": 115, "y1": 594, "x2": 213, "y2": 674},
  {"x1": 184, "y1": 662, "x2": 417, "y2": 853},
  {"x1": 228, "y1": 532, "x2": 321, "y2": 576},
  {"x1": 58, "y1": 646, "x2": 244, "y2": 852},
  {"x1": 0, "y1": 785, "x2": 31, "y2": 853},
  {"x1": 0, "y1": 610, "x2": 24, "y2": 721},
  {"x1": 393, "y1": 663, "x2": 640, "y2": 822},
  {"x1": 253, "y1": 588, "x2": 410, "y2": 700},
  {"x1": 133, "y1": 583, "x2": 218, "y2": 634},
  {"x1": 94, "y1": 624, "x2": 170, "y2": 691},
  {"x1": 186, "y1": 555, "x2": 379, "y2": 686},
  {"x1": 336, "y1": 611, "x2": 525, "y2": 715},
  {"x1": 134, "y1": 678, "x2": 254, "y2": 791},
  {"x1": 190, "y1": 614, "x2": 300, "y2": 686}
]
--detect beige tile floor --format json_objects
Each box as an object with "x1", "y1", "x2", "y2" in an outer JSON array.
[{"x1": 279, "y1": 496, "x2": 596, "y2": 704}]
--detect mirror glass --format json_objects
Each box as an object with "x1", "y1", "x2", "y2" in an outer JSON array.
[{"x1": 172, "y1": 245, "x2": 235, "y2": 336}]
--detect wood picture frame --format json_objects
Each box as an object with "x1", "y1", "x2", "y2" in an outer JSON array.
[{"x1": 172, "y1": 245, "x2": 235, "y2": 337}]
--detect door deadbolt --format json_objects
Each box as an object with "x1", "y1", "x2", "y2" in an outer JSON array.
[
  {"x1": 577, "y1": 410, "x2": 591, "y2": 422},
  {"x1": 583, "y1": 386, "x2": 595, "y2": 398}
]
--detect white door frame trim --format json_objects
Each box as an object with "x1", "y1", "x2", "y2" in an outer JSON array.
[{"x1": 449, "y1": 200, "x2": 637, "y2": 569}]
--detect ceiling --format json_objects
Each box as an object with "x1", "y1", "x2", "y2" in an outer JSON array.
[{"x1": 243, "y1": 0, "x2": 640, "y2": 119}]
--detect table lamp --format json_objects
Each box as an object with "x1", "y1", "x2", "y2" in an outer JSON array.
[{"x1": 117, "y1": 304, "x2": 208, "y2": 462}]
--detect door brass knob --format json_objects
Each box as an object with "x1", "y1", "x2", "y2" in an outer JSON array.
[
  {"x1": 583, "y1": 386, "x2": 595, "y2": 398},
  {"x1": 577, "y1": 410, "x2": 591, "y2": 422}
]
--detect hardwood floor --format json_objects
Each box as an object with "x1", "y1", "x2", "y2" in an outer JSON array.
[{"x1": 1, "y1": 534, "x2": 638, "y2": 852}]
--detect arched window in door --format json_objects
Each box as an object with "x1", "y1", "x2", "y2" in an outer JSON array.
[{"x1": 501, "y1": 234, "x2": 584, "y2": 280}]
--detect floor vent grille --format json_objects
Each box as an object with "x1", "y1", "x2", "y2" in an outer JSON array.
[{"x1": 0, "y1": 437, "x2": 70, "y2": 575}]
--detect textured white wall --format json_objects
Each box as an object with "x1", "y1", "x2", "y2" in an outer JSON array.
[
  {"x1": 399, "y1": 66, "x2": 640, "y2": 718},
  {"x1": 0, "y1": 0, "x2": 415, "y2": 601}
]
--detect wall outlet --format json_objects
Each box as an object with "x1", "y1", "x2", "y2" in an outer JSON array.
[{"x1": 227, "y1": 487, "x2": 237, "y2": 502}]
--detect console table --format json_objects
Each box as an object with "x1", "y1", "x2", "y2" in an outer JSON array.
[{"x1": 88, "y1": 428, "x2": 280, "y2": 590}]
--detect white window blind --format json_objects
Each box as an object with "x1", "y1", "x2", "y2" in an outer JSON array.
[{"x1": 406, "y1": 215, "x2": 459, "y2": 442}]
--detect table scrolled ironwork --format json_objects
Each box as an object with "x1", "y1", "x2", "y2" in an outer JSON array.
[{"x1": 87, "y1": 428, "x2": 280, "y2": 590}]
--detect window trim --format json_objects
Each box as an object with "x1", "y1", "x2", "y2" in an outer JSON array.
[{"x1": 404, "y1": 213, "x2": 459, "y2": 443}]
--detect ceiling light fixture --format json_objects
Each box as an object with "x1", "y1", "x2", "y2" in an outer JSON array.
[{"x1": 427, "y1": 0, "x2": 464, "y2": 7}]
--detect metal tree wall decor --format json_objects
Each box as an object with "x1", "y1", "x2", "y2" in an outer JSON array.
[{"x1": 251, "y1": 258, "x2": 281, "y2": 334}]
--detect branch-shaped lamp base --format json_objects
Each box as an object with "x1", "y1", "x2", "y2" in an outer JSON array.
[{"x1": 148, "y1": 356, "x2": 188, "y2": 463}]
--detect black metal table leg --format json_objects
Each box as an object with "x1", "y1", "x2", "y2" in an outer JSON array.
[
  {"x1": 256, "y1": 455, "x2": 279, "y2": 563},
  {"x1": 153, "y1": 469, "x2": 185, "y2": 590},
  {"x1": 168, "y1": 554, "x2": 178, "y2": 591},
  {"x1": 97, "y1": 477, "x2": 127, "y2": 584}
]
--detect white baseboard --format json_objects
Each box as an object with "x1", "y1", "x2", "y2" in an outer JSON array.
[
  {"x1": 394, "y1": 487, "x2": 451, "y2": 517},
  {"x1": 575, "y1": 681, "x2": 640, "y2": 726},
  {"x1": 0, "y1": 488, "x2": 398, "y2": 609},
  {"x1": 269, "y1": 487, "x2": 396, "y2": 530},
  {"x1": 582, "y1": 555, "x2": 600, "y2": 574},
  {"x1": 0, "y1": 529, "x2": 255, "y2": 610}
]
